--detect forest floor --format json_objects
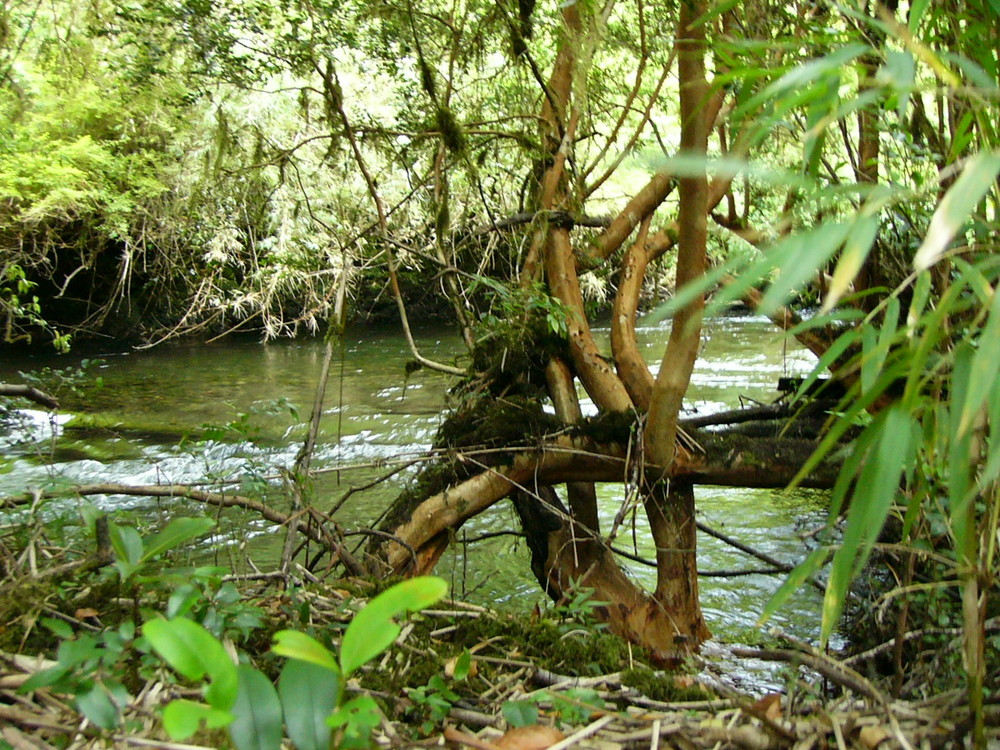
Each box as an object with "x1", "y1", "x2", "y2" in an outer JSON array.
[{"x1": 1, "y1": 573, "x2": 993, "y2": 750}]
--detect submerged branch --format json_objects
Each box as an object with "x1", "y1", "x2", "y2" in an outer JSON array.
[{"x1": 0, "y1": 384, "x2": 59, "y2": 410}]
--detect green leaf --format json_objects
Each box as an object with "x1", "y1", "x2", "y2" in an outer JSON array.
[
  {"x1": 823, "y1": 215, "x2": 878, "y2": 312},
  {"x1": 340, "y1": 577, "x2": 447, "y2": 677},
  {"x1": 76, "y1": 683, "x2": 120, "y2": 730},
  {"x1": 758, "y1": 547, "x2": 831, "y2": 626},
  {"x1": 228, "y1": 666, "x2": 283, "y2": 750},
  {"x1": 957, "y1": 287, "x2": 1000, "y2": 437},
  {"x1": 757, "y1": 223, "x2": 850, "y2": 314},
  {"x1": 502, "y1": 700, "x2": 538, "y2": 728},
  {"x1": 757, "y1": 547, "x2": 830, "y2": 626},
  {"x1": 791, "y1": 329, "x2": 860, "y2": 404},
  {"x1": 821, "y1": 406, "x2": 916, "y2": 645},
  {"x1": 327, "y1": 694, "x2": 381, "y2": 749},
  {"x1": 144, "y1": 618, "x2": 238, "y2": 710},
  {"x1": 737, "y1": 44, "x2": 869, "y2": 118},
  {"x1": 162, "y1": 699, "x2": 233, "y2": 740},
  {"x1": 109, "y1": 524, "x2": 144, "y2": 579},
  {"x1": 949, "y1": 344, "x2": 975, "y2": 555},
  {"x1": 42, "y1": 617, "x2": 74, "y2": 640},
  {"x1": 913, "y1": 152, "x2": 1000, "y2": 271},
  {"x1": 279, "y1": 659, "x2": 338, "y2": 750},
  {"x1": 272, "y1": 631, "x2": 340, "y2": 674},
  {"x1": 908, "y1": 0, "x2": 930, "y2": 31},
  {"x1": 142, "y1": 517, "x2": 215, "y2": 562},
  {"x1": 452, "y1": 649, "x2": 472, "y2": 681}
]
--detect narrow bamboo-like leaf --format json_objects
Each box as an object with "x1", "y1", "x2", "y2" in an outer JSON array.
[
  {"x1": 949, "y1": 343, "x2": 977, "y2": 556},
  {"x1": 980, "y1": 365, "x2": 1000, "y2": 488},
  {"x1": 906, "y1": 271, "x2": 932, "y2": 340},
  {"x1": 860, "y1": 325, "x2": 878, "y2": 396},
  {"x1": 340, "y1": 577, "x2": 447, "y2": 677},
  {"x1": 279, "y1": 659, "x2": 338, "y2": 750},
  {"x1": 823, "y1": 215, "x2": 878, "y2": 312},
  {"x1": 645, "y1": 259, "x2": 742, "y2": 324},
  {"x1": 913, "y1": 152, "x2": 1000, "y2": 271},
  {"x1": 738, "y1": 44, "x2": 869, "y2": 117},
  {"x1": 228, "y1": 666, "x2": 283, "y2": 750},
  {"x1": 271, "y1": 631, "x2": 340, "y2": 674},
  {"x1": 958, "y1": 287, "x2": 1000, "y2": 436},
  {"x1": 786, "y1": 309, "x2": 866, "y2": 338},
  {"x1": 758, "y1": 547, "x2": 831, "y2": 626},
  {"x1": 144, "y1": 618, "x2": 238, "y2": 710},
  {"x1": 908, "y1": 0, "x2": 930, "y2": 31},
  {"x1": 791, "y1": 329, "x2": 860, "y2": 404},
  {"x1": 757, "y1": 223, "x2": 850, "y2": 314},
  {"x1": 821, "y1": 406, "x2": 915, "y2": 645},
  {"x1": 142, "y1": 517, "x2": 215, "y2": 562},
  {"x1": 861, "y1": 298, "x2": 900, "y2": 396}
]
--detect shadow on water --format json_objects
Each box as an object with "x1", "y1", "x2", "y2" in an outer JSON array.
[{"x1": 1, "y1": 316, "x2": 829, "y2": 641}]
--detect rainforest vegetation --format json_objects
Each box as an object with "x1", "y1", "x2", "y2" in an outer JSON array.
[{"x1": 2, "y1": 0, "x2": 1000, "y2": 747}]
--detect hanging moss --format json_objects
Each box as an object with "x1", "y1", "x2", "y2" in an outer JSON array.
[
  {"x1": 435, "y1": 106, "x2": 466, "y2": 154},
  {"x1": 463, "y1": 314, "x2": 567, "y2": 400}
]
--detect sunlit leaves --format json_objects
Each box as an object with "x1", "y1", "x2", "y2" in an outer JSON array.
[
  {"x1": 823, "y1": 215, "x2": 878, "y2": 313},
  {"x1": 913, "y1": 152, "x2": 1000, "y2": 271}
]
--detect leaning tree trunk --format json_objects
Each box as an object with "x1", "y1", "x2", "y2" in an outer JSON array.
[
  {"x1": 639, "y1": 0, "x2": 712, "y2": 656},
  {"x1": 372, "y1": 0, "x2": 840, "y2": 663}
]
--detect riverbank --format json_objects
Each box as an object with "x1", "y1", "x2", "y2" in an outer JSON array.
[{"x1": 0, "y1": 555, "x2": 989, "y2": 749}]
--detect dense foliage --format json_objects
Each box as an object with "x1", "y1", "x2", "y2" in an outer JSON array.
[{"x1": 2, "y1": 0, "x2": 1000, "y2": 746}]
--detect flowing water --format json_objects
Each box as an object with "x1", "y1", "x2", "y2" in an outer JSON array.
[{"x1": 1, "y1": 315, "x2": 828, "y2": 642}]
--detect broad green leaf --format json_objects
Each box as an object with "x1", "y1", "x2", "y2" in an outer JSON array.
[
  {"x1": 142, "y1": 517, "x2": 215, "y2": 562},
  {"x1": 340, "y1": 577, "x2": 447, "y2": 676},
  {"x1": 502, "y1": 700, "x2": 539, "y2": 728},
  {"x1": 109, "y1": 524, "x2": 143, "y2": 567},
  {"x1": 162, "y1": 699, "x2": 233, "y2": 740},
  {"x1": 272, "y1": 631, "x2": 340, "y2": 674},
  {"x1": 913, "y1": 152, "x2": 1000, "y2": 271},
  {"x1": 144, "y1": 618, "x2": 238, "y2": 710},
  {"x1": 823, "y1": 215, "x2": 878, "y2": 312},
  {"x1": 452, "y1": 649, "x2": 472, "y2": 681},
  {"x1": 758, "y1": 546, "x2": 831, "y2": 626},
  {"x1": 76, "y1": 683, "x2": 120, "y2": 730},
  {"x1": 42, "y1": 617, "x2": 74, "y2": 640},
  {"x1": 279, "y1": 659, "x2": 338, "y2": 750},
  {"x1": 229, "y1": 666, "x2": 283, "y2": 750}
]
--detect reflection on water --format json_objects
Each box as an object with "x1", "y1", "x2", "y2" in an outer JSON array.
[{"x1": 1, "y1": 315, "x2": 828, "y2": 640}]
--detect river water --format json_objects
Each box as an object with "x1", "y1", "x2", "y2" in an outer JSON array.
[{"x1": 1, "y1": 314, "x2": 828, "y2": 641}]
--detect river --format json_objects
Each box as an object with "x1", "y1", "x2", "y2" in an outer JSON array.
[{"x1": 1, "y1": 314, "x2": 827, "y2": 642}]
